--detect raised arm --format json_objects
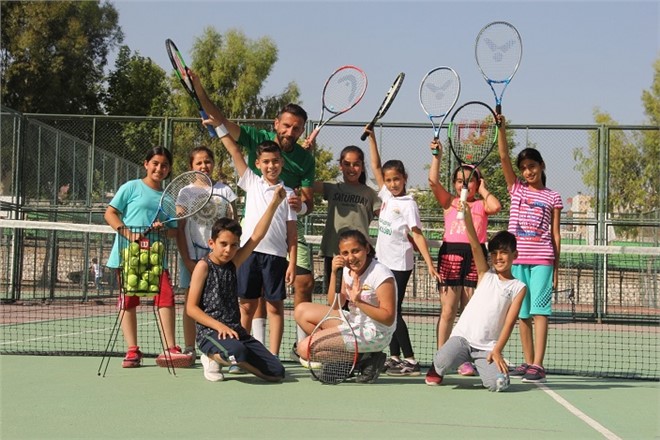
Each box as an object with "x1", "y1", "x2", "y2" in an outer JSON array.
[
  {"x1": 461, "y1": 201, "x2": 489, "y2": 278},
  {"x1": 496, "y1": 114, "x2": 517, "y2": 190},
  {"x1": 476, "y1": 178, "x2": 502, "y2": 216},
  {"x1": 365, "y1": 126, "x2": 384, "y2": 189},
  {"x1": 203, "y1": 117, "x2": 248, "y2": 177},
  {"x1": 428, "y1": 139, "x2": 453, "y2": 209},
  {"x1": 189, "y1": 69, "x2": 241, "y2": 141}
]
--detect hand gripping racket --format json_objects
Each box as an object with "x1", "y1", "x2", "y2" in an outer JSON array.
[
  {"x1": 447, "y1": 101, "x2": 499, "y2": 220},
  {"x1": 360, "y1": 72, "x2": 405, "y2": 141},
  {"x1": 419, "y1": 67, "x2": 461, "y2": 151},
  {"x1": 306, "y1": 65, "x2": 367, "y2": 146},
  {"x1": 475, "y1": 21, "x2": 522, "y2": 115},
  {"x1": 165, "y1": 38, "x2": 216, "y2": 137},
  {"x1": 142, "y1": 171, "x2": 213, "y2": 236},
  {"x1": 307, "y1": 268, "x2": 359, "y2": 384}
]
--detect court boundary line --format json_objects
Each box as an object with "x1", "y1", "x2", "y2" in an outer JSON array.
[{"x1": 537, "y1": 383, "x2": 622, "y2": 440}]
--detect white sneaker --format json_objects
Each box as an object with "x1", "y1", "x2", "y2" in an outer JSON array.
[
  {"x1": 299, "y1": 357, "x2": 322, "y2": 370},
  {"x1": 200, "y1": 354, "x2": 224, "y2": 382}
]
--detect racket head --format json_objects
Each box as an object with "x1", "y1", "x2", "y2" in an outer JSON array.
[
  {"x1": 307, "y1": 268, "x2": 358, "y2": 384},
  {"x1": 361, "y1": 72, "x2": 405, "y2": 141},
  {"x1": 321, "y1": 65, "x2": 368, "y2": 116},
  {"x1": 159, "y1": 171, "x2": 214, "y2": 223},
  {"x1": 475, "y1": 21, "x2": 523, "y2": 83},
  {"x1": 419, "y1": 67, "x2": 461, "y2": 139},
  {"x1": 448, "y1": 101, "x2": 498, "y2": 166},
  {"x1": 165, "y1": 39, "x2": 198, "y2": 102}
]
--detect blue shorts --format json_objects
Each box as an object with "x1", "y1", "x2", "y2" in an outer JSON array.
[
  {"x1": 198, "y1": 332, "x2": 285, "y2": 378},
  {"x1": 236, "y1": 252, "x2": 288, "y2": 301},
  {"x1": 512, "y1": 264, "x2": 553, "y2": 318}
]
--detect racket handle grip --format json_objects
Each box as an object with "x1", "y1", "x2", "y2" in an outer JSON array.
[
  {"x1": 456, "y1": 187, "x2": 469, "y2": 220},
  {"x1": 360, "y1": 123, "x2": 374, "y2": 141},
  {"x1": 335, "y1": 268, "x2": 343, "y2": 293},
  {"x1": 305, "y1": 127, "x2": 320, "y2": 147},
  {"x1": 200, "y1": 110, "x2": 217, "y2": 138},
  {"x1": 496, "y1": 104, "x2": 502, "y2": 115}
]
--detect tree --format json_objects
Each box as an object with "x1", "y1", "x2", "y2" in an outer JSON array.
[
  {"x1": 104, "y1": 46, "x2": 171, "y2": 116},
  {"x1": 0, "y1": 1, "x2": 123, "y2": 114},
  {"x1": 573, "y1": 57, "x2": 659, "y2": 238}
]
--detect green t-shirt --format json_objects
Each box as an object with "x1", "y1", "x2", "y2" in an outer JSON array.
[{"x1": 237, "y1": 125, "x2": 315, "y2": 189}]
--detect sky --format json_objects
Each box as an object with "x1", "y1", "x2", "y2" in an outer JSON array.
[{"x1": 110, "y1": 0, "x2": 659, "y2": 203}]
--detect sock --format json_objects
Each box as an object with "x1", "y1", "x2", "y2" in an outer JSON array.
[
  {"x1": 252, "y1": 318, "x2": 266, "y2": 344},
  {"x1": 296, "y1": 325, "x2": 307, "y2": 343}
]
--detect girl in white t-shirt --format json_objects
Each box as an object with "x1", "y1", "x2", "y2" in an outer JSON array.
[
  {"x1": 176, "y1": 146, "x2": 238, "y2": 359},
  {"x1": 365, "y1": 128, "x2": 440, "y2": 376}
]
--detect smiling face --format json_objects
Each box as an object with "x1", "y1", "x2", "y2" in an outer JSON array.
[
  {"x1": 383, "y1": 168, "x2": 406, "y2": 196},
  {"x1": 255, "y1": 151, "x2": 283, "y2": 185},
  {"x1": 518, "y1": 158, "x2": 545, "y2": 188},
  {"x1": 143, "y1": 154, "x2": 171, "y2": 188},
  {"x1": 338, "y1": 236, "x2": 371, "y2": 275},
  {"x1": 339, "y1": 151, "x2": 364, "y2": 185}
]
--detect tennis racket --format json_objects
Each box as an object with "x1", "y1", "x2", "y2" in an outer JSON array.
[
  {"x1": 475, "y1": 21, "x2": 522, "y2": 115},
  {"x1": 307, "y1": 268, "x2": 359, "y2": 384},
  {"x1": 447, "y1": 101, "x2": 499, "y2": 220},
  {"x1": 306, "y1": 65, "x2": 367, "y2": 146},
  {"x1": 360, "y1": 72, "x2": 405, "y2": 141},
  {"x1": 419, "y1": 67, "x2": 461, "y2": 150},
  {"x1": 165, "y1": 38, "x2": 216, "y2": 137},
  {"x1": 142, "y1": 171, "x2": 213, "y2": 236},
  {"x1": 187, "y1": 193, "x2": 235, "y2": 259}
]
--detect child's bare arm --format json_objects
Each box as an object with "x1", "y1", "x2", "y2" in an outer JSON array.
[
  {"x1": 461, "y1": 201, "x2": 489, "y2": 277},
  {"x1": 428, "y1": 140, "x2": 453, "y2": 209},
  {"x1": 365, "y1": 126, "x2": 384, "y2": 189},
  {"x1": 496, "y1": 114, "x2": 516, "y2": 190},
  {"x1": 488, "y1": 286, "x2": 526, "y2": 373}
]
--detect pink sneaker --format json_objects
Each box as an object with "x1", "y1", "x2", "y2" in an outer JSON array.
[
  {"x1": 156, "y1": 345, "x2": 195, "y2": 368},
  {"x1": 122, "y1": 346, "x2": 143, "y2": 368},
  {"x1": 425, "y1": 366, "x2": 443, "y2": 386},
  {"x1": 457, "y1": 362, "x2": 477, "y2": 376}
]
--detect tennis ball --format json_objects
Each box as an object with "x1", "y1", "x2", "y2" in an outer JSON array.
[
  {"x1": 151, "y1": 241, "x2": 164, "y2": 255},
  {"x1": 129, "y1": 256, "x2": 139, "y2": 268},
  {"x1": 127, "y1": 274, "x2": 138, "y2": 287},
  {"x1": 150, "y1": 252, "x2": 161, "y2": 266},
  {"x1": 149, "y1": 284, "x2": 160, "y2": 293},
  {"x1": 129, "y1": 242, "x2": 140, "y2": 256},
  {"x1": 151, "y1": 265, "x2": 162, "y2": 276},
  {"x1": 139, "y1": 252, "x2": 150, "y2": 265},
  {"x1": 141, "y1": 271, "x2": 150, "y2": 281},
  {"x1": 138, "y1": 279, "x2": 149, "y2": 291}
]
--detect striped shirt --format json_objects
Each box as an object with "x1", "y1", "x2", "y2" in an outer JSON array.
[{"x1": 508, "y1": 179, "x2": 563, "y2": 265}]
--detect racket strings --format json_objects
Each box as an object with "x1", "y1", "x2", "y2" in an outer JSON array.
[
  {"x1": 162, "y1": 174, "x2": 213, "y2": 219},
  {"x1": 476, "y1": 24, "x2": 522, "y2": 81},
  {"x1": 323, "y1": 68, "x2": 367, "y2": 113},
  {"x1": 420, "y1": 72, "x2": 460, "y2": 117},
  {"x1": 450, "y1": 107, "x2": 498, "y2": 163},
  {"x1": 308, "y1": 325, "x2": 356, "y2": 384}
]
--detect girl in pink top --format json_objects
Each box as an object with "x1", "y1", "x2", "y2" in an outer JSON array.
[{"x1": 428, "y1": 139, "x2": 502, "y2": 375}]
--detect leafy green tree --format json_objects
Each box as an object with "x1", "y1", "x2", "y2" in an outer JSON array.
[
  {"x1": 0, "y1": 1, "x2": 123, "y2": 114},
  {"x1": 574, "y1": 58, "x2": 659, "y2": 238}
]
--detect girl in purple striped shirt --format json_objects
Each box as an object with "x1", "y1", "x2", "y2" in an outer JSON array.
[{"x1": 497, "y1": 114, "x2": 563, "y2": 383}]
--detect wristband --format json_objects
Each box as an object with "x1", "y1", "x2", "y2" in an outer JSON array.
[
  {"x1": 215, "y1": 124, "x2": 229, "y2": 138},
  {"x1": 298, "y1": 202, "x2": 308, "y2": 217}
]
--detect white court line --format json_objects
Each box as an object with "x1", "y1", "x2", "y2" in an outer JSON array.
[{"x1": 537, "y1": 383, "x2": 622, "y2": 440}]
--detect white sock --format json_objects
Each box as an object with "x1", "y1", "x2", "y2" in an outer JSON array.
[
  {"x1": 252, "y1": 318, "x2": 266, "y2": 344},
  {"x1": 296, "y1": 325, "x2": 307, "y2": 343}
]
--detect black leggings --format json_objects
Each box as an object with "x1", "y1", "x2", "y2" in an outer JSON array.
[{"x1": 389, "y1": 269, "x2": 413, "y2": 358}]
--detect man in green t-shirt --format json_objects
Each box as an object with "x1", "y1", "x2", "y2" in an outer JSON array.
[{"x1": 191, "y1": 72, "x2": 316, "y2": 347}]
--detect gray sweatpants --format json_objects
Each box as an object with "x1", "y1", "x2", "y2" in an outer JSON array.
[{"x1": 433, "y1": 336, "x2": 508, "y2": 391}]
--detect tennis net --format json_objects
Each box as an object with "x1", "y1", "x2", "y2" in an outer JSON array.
[{"x1": 1, "y1": 220, "x2": 658, "y2": 380}]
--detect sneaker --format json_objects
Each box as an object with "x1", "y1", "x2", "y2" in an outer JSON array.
[
  {"x1": 227, "y1": 365, "x2": 247, "y2": 375},
  {"x1": 382, "y1": 356, "x2": 402, "y2": 373},
  {"x1": 386, "y1": 359, "x2": 421, "y2": 376},
  {"x1": 509, "y1": 362, "x2": 530, "y2": 377},
  {"x1": 183, "y1": 346, "x2": 197, "y2": 366},
  {"x1": 457, "y1": 362, "x2": 477, "y2": 376},
  {"x1": 156, "y1": 345, "x2": 195, "y2": 368},
  {"x1": 122, "y1": 346, "x2": 143, "y2": 368},
  {"x1": 200, "y1": 353, "x2": 224, "y2": 382},
  {"x1": 491, "y1": 373, "x2": 510, "y2": 392},
  {"x1": 521, "y1": 364, "x2": 547, "y2": 383},
  {"x1": 299, "y1": 358, "x2": 322, "y2": 370},
  {"x1": 290, "y1": 342, "x2": 300, "y2": 362},
  {"x1": 356, "y1": 352, "x2": 387, "y2": 384},
  {"x1": 425, "y1": 366, "x2": 443, "y2": 386}
]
